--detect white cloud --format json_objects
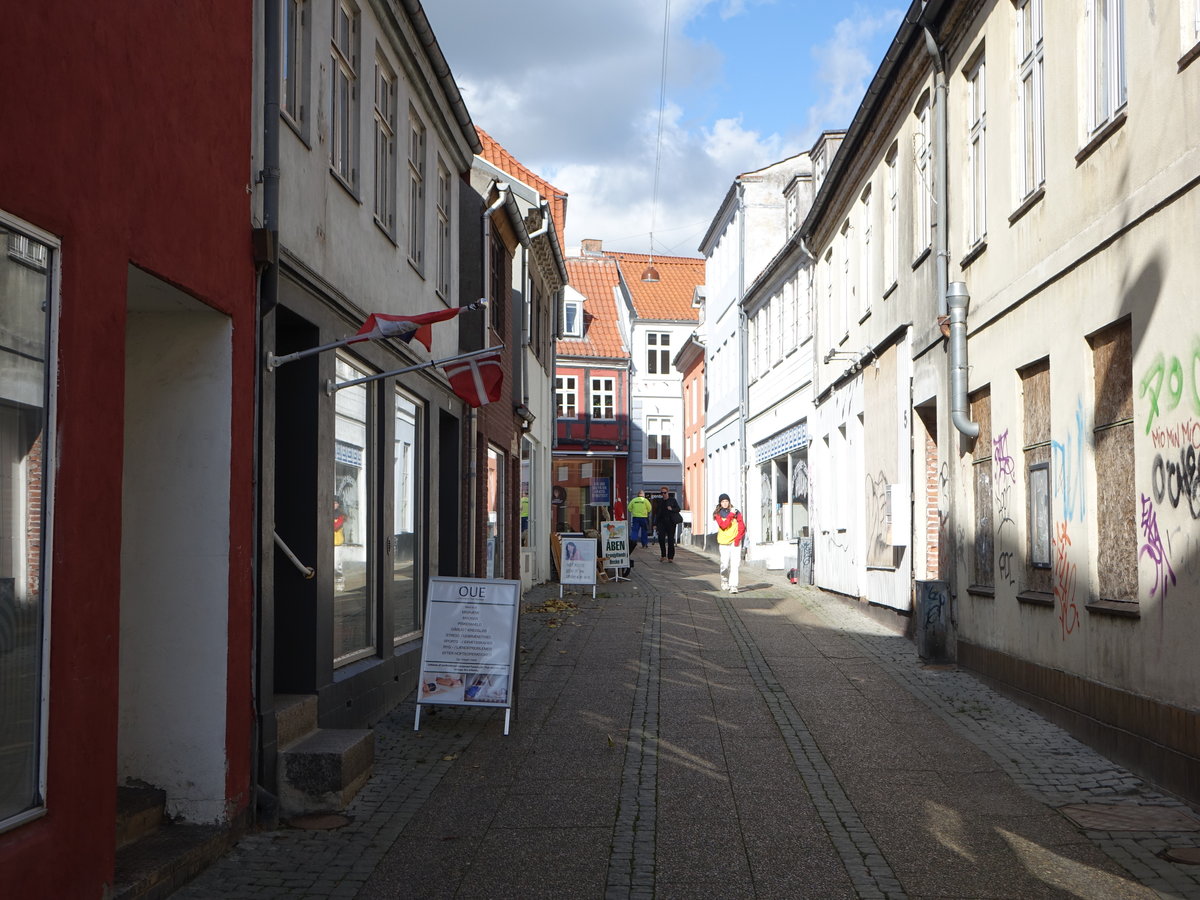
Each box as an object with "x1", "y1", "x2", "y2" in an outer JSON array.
[{"x1": 805, "y1": 8, "x2": 904, "y2": 137}]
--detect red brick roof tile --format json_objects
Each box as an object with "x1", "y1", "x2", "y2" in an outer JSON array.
[
  {"x1": 476, "y1": 127, "x2": 567, "y2": 250},
  {"x1": 603, "y1": 251, "x2": 703, "y2": 322},
  {"x1": 560, "y1": 257, "x2": 628, "y2": 360}
]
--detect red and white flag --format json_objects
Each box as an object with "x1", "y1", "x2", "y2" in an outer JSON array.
[
  {"x1": 443, "y1": 349, "x2": 504, "y2": 408},
  {"x1": 350, "y1": 304, "x2": 476, "y2": 351}
]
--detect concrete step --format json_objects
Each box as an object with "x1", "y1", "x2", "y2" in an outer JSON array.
[
  {"x1": 274, "y1": 693, "x2": 319, "y2": 749},
  {"x1": 116, "y1": 785, "x2": 166, "y2": 850},
  {"x1": 113, "y1": 822, "x2": 234, "y2": 900},
  {"x1": 278, "y1": 728, "x2": 374, "y2": 816}
]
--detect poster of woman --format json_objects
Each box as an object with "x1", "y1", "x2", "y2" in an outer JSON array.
[{"x1": 560, "y1": 537, "x2": 597, "y2": 585}]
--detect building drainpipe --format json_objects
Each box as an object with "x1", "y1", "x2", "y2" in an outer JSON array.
[
  {"x1": 948, "y1": 283, "x2": 979, "y2": 438},
  {"x1": 736, "y1": 183, "x2": 749, "y2": 537}
]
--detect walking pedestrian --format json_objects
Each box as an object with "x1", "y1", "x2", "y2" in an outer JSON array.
[
  {"x1": 627, "y1": 489, "x2": 652, "y2": 551},
  {"x1": 713, "y1": 493, "x2": 746, "y2": 592},
  {"x1": 654, "y1": 487, "x2": 681, "y2": 562}
]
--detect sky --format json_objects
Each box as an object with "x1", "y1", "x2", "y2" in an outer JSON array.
[{"x1": 423, "y1": 0, "x2": 905, "y2": 258}]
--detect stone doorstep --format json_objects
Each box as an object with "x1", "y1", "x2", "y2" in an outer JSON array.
[
  {"x1": 278, "y1": 728, "x2": 375, "y2": 816},
  {"x1": 112, "y1": 823, "x2": 233, "y2": 900},
  {"x1": 116, "y1": 785, "x2": 166, "y2": 850},
  {"x1": 274, "y1": 693, "x2": 320, "y2": 750}
]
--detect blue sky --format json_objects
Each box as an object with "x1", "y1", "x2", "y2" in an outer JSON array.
[{"x1": 424, "y1": 1, "x2": 904, "y2": 257}]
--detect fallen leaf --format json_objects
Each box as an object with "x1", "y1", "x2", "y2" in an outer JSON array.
[{"x1": 442, "y1": 754, "x2": 458, "y2": 762}]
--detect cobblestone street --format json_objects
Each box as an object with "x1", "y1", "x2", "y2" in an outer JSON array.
[{"x1": 174, "y1": 548, "x2": 1200, "y2": 899}]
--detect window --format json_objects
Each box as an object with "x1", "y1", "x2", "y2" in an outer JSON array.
[
  {"x1": 1089, "y1": 0, "x2": 1126, "y2": 134},
  {"x1": 392, "y1": 389, "x2": 422, "y2": 640},
  {"x1": 486, "y1": 447, "x2": 505, "y2": 579},
  {"x1": 773, "y1": 294, "x2": 784, "y2": 361},
  {"x1": 914, "y1": 97, "x2": 932, "y2": 256},
  {"x1": 761, "y1": 303, "x2": 772, "y2": 368},
  {"x1": 1021, "y1": 359, "x2": 1053, "y2": 591},
  {"x1": 590, "y1": 377, "x2": 615, "y2": 419},
  {"x1": 373, "y1": 54, "x2": 397, "y2": 235},
  {"x1": 822, "y1": 249, "x2": 833, "y2": 348},
  {"x1": 407, "y1": 107, "x2": 426, "y2": 268},
  {"x1": 966, "y1": 53, "x2": 987, "y2": 248},
  {"x1": 562, "y1": 299, "x2": 582, "y2": 338},
  {"x1": 970, "y1": 388, "x2": 994, "y2": 589},
  {"x1": 647, "y1": 332, "x2": 670, "y2": 375},
  {"x1": 555, "y1": 376, "x2": 577, "y2": 418},
  {"x1": 783, "y1": 279, "x2": 795, "y2": 353},
  {"x1": 839, "y1": 220, "x2": 851, "y2": 340},
  {"x1": 748, "y1": 313, "x2": 759, "y2": 380},
  {"x1": 859, "y1": 185, "x2": 873, "y2": 318},
  {"x1": 488, "y1": 232, "x2": 505, "y2": 335},
  {"x1": 435, "y1": 158, "x2": 451, "y2": 297},
  {"x1": 0, "y1": 215, "x2": 54, "y2": 829},
  {"x1": 1017, "y1": 0, "x2": 1045, "y2": 199},
  {"x1": 330, "y1": 0, "x2": 359, "y2": 188},
  {"x1": 884, "y1": 143, "x2": 899, "y2": 289},
  {"x1": 794, "y1": 272, "x2": 808, "y2": 342},
  {"x1": 334, "y1": 354, "x2": 374, "y2": 664},
  {"x1": 1089, "y1": 319, "x2": 1136, "y2": 601},
  {"x1": 281, "y1": 0, "x2": 307, "y2": 129},
  {"x1": 646, "y1": 416, "x2": 671, "y2": 460}
]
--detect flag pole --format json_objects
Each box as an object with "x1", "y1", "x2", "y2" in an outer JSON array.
[
  {"x1": 325, "y1": 345, "x2": 505, "y2": 395},
  {"x1": 265, "y1": 299, "x2": 487, "y2": 371}
]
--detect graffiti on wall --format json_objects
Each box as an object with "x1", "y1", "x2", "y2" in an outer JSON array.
[
  {"x1": 1138, "y1": 493, "x2": 1177, "y2": 600},
  {"x1": 995, "y1": 483, "x2": 1018, "y2": 588},
  {"x1": 1139, "y1": 341, "x2": 1200, "y2": 434},
  {"x1": 1051, "y1": 398, "x2": 1088, "y2": 523},
  {"x1": 1054, "y1": 521, "x2": 1080, "y2": 640},
  {"x1": 866, "y1": 471, "x2": 893, "y2": 567},
  {"x1": 994, "y1": 429, "x2": 1017, "y2": 487},
  {"x1": 1150, "y1": 446, "x2": 1200, "y2": 521}
]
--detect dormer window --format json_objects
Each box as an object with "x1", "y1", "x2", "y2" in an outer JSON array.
[{"x1": 562, "y1": 299, "x2": 583, "y2": 337}]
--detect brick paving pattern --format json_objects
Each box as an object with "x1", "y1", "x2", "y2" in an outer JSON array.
[{"x1": 172, "y1": 548, "x2": 1200, "y2": 899}]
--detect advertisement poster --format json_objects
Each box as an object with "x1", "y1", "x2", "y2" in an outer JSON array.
[
  {"x1": 589, "y1": 476, "x2": 611, "y2": 507},
  {"x1": 600, "y1": 520, "x2": 629, "y2": 568},
  {"x1": 559, "y1": 536, "x2": 597, "y2": 585},
  {"x1": 416, "y1": 577, "x2": 521, "y2": 709}
]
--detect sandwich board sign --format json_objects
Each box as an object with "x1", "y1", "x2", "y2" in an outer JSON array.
[{"x1": 414, "y1": 576, "x2": 521, "y2": 735}]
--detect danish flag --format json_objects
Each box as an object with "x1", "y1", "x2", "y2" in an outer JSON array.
[{"x1": 443, "y1": 349, "x2": 504, "y2": 408}]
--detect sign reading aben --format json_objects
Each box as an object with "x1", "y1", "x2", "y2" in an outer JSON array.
[
  {"x1": 415, "y1": 576, "x2": 521, "y2": 735},
  {"x1": 600, "y1": 520, "x2": 629, "y2": 568}
]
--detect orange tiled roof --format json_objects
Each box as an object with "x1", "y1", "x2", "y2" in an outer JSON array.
[
  {"x1": 603, "y1": 251, "x2": 703, "y2": 322},
  {"x1": 560, "y1": 257, "x2": 628, "y2": 360},
  {"x1": 476, "y1": 127, "x2": 567, "y2": 250}
]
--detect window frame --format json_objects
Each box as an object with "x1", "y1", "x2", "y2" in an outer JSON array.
[
  {"x1": 884, "y1": 143, "x2": 899, "y2": 290},
  {"x1": 407, "y1": 106, "x2": 426, "y2": 270},
  {"x1": 0, "y1": 210, "x2": 57, "y2": 834},
  {"x1": 372, "y1": 51, "x2": 397, "y2": 238},
  {"x1": 590, "y1": 376, "x2": 615, "y2": 420},
  {"x1": 329, "y1": 0, "x2": 360, "y2": 191},
  {"x1": 555, "y1": 376, "x2": 578, "y2": 419},
  {"x1": 1088, "y1": 0, "x2": 1127, "y2": 136},
  {"x1": 914, "y1": 96, "x2": 933, "y2": 258},
  {"x1": 435, "y1": 157, "x2": 452, "y2": 298},
  {"x1": 561, "y1": 299, "x2": 583, "y2": 338},
  {"x1": 281, "y1": 0, "x2": 309, "y2": 135},
  {"x1": 646, "y1": 415, "x2": 672, "y2": 461},
  {"x1": 646, "y1": 332, "x2": 670, "y2": 376},
  {"x1": 965, "y1": 51, "x2": 987, "y2": 249},
  {"x1": 1016, "y1": 0, "x2": 1045, "y2": 200}
]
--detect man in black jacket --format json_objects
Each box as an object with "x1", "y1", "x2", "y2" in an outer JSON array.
[{"x1": 653, "y1": 487, "x2": 681, "y2": 562}]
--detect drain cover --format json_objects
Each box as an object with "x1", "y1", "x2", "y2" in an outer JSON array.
[
  {"x1": 1060, "y1": 804, "x2": 1200, "y2": 832},
  {"x1": 1161, "y1": 847, "x2": 1200, "y2": 865},
  {"x1": 287, "y1": 813, "x2": 352, "y2": 830}
]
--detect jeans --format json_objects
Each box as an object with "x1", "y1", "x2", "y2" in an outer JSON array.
[{"x1": 630, "y1": 517, "x2": 650, "y2": 547}]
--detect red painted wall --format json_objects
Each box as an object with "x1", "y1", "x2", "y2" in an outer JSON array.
[{"x1": 0, "y1": 3, "x2": 255, "y2": 895}]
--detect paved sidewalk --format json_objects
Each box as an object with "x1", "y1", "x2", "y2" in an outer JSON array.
[{"x1": 174, "y1": 547, "x2": 1200, "y2": 899}]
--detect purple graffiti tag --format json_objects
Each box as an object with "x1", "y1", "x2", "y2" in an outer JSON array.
[
  {"x1": 1054, "y1": 521, "x2": 1079, "y2": 640},
  {"x1": 1138, "y1": 493, "x2": 1177, "y2": 599},
  {"x1": 993, "y1": 429, "x2": 1016, "y2": 486}
]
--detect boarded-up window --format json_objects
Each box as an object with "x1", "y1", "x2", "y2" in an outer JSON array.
[
  {"x1": 1021, "y1": 359, "x2": 1052, "y2": 592},
  {"x1": 970, "y1": 387, "x2": 994, "y2": 588},
  {"x1": 1090, "y1": 318, "x2": 1136, "y2": 601}
]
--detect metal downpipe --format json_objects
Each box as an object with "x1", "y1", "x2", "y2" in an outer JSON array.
[{"x1": 948, "y1": 283, "x2": 979, "y2": 438}]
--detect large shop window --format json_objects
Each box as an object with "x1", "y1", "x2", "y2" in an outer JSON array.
[
  {"x1": 0, "y1": 217, "x2": 54, "y2": 829},
  {"x1": 553, "y1": 458, "x2": 615, "y2": 535},
  {"x1": 334, "y1": 355, "x2": 374, "y2": 664},
  {"x1": 392, "y1": 389, "x2": 421, "y2": 641}
]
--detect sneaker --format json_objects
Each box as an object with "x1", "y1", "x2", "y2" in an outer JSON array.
[
  {"x1": 720, "y1": 581, "x2": 728, "y2": 591},
  {"x1": 729, "y1": 586, "x2": 738, "y2": 594}
]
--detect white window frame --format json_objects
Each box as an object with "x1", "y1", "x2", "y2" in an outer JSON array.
[
  {"x1": 562, "y1": 299, "x2": 582, "y2": 338},
  {"x1": 0, "y1": 210, "x2": 57, "y2": 834},
  {"x1": 1088, "y1": 0, "x2": 1126, "y2": 135},
  {"x1": 590, "y1": 377, "x2": 615, "y2": 420},
  {"x1": 646, "y1": 332, "x2": 670, "y2": 375},
  {"x1": 646, "y1": 416, "x2": 672, "y2": 461},
  {"x1": 555, "y1": 376, "x2": 578, "y2": 418},
  {"x1": 435, "y1": 157, "x2": 452, "y2": 297},
  {"x1": 407, "y1": 106, "x2": 426, "y2": 269},
  {"x1": 783, "y1": 279, "x2": 795, "y2": 355},
  {"x1": 914, "y1": 97, "x2": 932, "y2": 257},
  {"x1": 372, "y1": 52, "x2": 397, "y2": 236},
  {"x1": 281, "y1": 0, "x2": 308, "y2": 132},
  {"x1": 1017, "y1": 0, "x2": 1045, "y2": 199},
  {"x1": 884, "y1": 143, "x2": 899, "y2": 290},
  {"x1": 794, "y1": 272, "x2": 809, "y2": 342},
  {"x1": 859, "y1": 185, "x2": 873, "y2": 319},
  {"x1": 773, "y1": 293, "x2": 784, "y2": 362},
  {"x1": 966, "y1": 53, "x2": 987, "y2": 248},
  {"x1": 748, "y1": 313, "x2": 759, "y2": 380},
  {"x1": 329, "y1": 0, "x2": 359, "y2": 190},
  {"x1": 839, "y1": 220, "x2": 851, "y2": 341}
]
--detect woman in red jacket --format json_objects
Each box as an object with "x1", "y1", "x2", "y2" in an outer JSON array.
[{"x1": 713, "y1": 493, "x2": 746, "y2": 593}]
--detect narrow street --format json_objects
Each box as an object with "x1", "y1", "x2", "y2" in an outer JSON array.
[{"x1": 175, "y1": 551, "x2": 1200, "y2": 899}]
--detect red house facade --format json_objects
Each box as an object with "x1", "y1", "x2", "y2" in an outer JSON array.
[
  {"x1": 0, "y1": 3, "x2": 257, "y2": 895},
  {"x1": 554, "y1": 256, "x2": 631, "y2": 533}
]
